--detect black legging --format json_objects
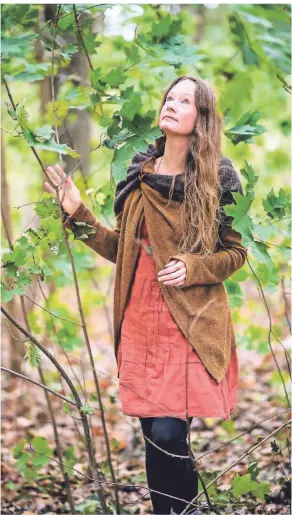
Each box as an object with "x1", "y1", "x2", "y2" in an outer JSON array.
[{"x1": 139, "y1": 416, "x2": 199, "y2": 514}]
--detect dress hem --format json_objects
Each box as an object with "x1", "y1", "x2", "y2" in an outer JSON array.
[
  {"x1": 123, "y1": 413, "x2": 232, "y2": 421},
  {"x1": 122, "y1": 409, "x2": 236, "y2": 421}
]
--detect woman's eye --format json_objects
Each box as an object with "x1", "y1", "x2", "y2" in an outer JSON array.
[{"x1": 166, "y1": 97, "x2": 189, "y2": 103}]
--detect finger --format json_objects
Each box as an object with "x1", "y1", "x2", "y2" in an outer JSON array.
[
  {"x1": 165, "y1": 260, "x2": 178, "y2": 267},
  {"x1": 158, "y1": 270, "x2": 185, "y2": 281},
  {"x1": 47, "y1": 165, "x2": 66, "y2": 186},
  {"x1": 46, "y1": 166, "x2": 63, "y2": 187},
  {"x1": 55, "y1": 166, "x2": 72, "y2": 190},
  {"x1": 44, "y1": 181, "x2": 55, "y2": 195},
  {"x1": 54, "y1": 164, "x2": 66, "y2": 178},
  {"x1": 54, "y1": 165, "x2": 67, "y2": 187},
  {"x1": 161, "y1": 278, "x2": 185, "y2": 286},
  {"x1": 158, "y1": 264, "x2": 184, "y2": 276},
  {"x1": 164, "y1": 261, "x2": 185, "y2": 271}
]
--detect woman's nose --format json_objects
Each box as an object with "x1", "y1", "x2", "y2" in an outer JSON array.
[{"x1": 166, "y1": 104, "x2": 176, "y2": 114}]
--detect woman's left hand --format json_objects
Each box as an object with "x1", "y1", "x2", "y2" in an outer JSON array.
[{"x1": 157, "y1": 259, "x2": 186, "y2": 287}]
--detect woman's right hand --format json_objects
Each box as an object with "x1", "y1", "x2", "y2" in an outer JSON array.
[{"x1": 44, "y1": 164, "x2": 82, "y2": 216}]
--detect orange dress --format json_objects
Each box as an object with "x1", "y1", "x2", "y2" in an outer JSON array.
[{"x1": 117, "y1": 216, "x2": 238, "y2": 420}]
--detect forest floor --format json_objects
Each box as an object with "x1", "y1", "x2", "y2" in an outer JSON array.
[{"x1": 1, "y1": 299, "x2": 291, "y2": 515}]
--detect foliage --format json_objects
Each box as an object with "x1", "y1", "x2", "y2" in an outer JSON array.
[
  {"x1": 1, "y1": 3, "x2": 290, "y2": 512},
  {"x1": 13, "y1": 436, "x2": 53, "y2": 480}
]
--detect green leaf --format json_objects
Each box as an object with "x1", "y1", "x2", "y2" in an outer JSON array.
[
  {"x1": 4, "y1": 481, "x2": 18, "y2": 491},
  {"x1": 2, "y1": 246, "x2": 27, "y2": 268},
  {"x1": 80, "y1": 404, "x2": 94, "y2": 416},
  {"x1": 225, "y1": 111, "x2": 267, "y2": 145},
  {"x1": 63, "y1": 401, "x2": 73, "y2": 415},
  {"x1": 262, "y1": 187, "x2": 291, "y2": 220},
  {"x1": 31, "y1": 436, "x2": 52, "y2": 468},
  {"x1": 82, "y1": 29, "x2": 101, "y2": 55},
  {"x1": 42, "y1": 263, "x2": 54, "y2": 277},
  {"x1": 161, "y1": 34, "x2": 206, "y2": 68},
  {"x1": 22, "y1": 465, "x2": 38, "y2": 480},
  {"x1": 1, "y1": 33, "x2": 37, "y2": 57},
  {"x1": 76, "y1": 500, "x2": 100, "y2": 514},
  {"x1": 24, "y1": 343, "x2": 42, "y2": 367},
  {"x1": 31, "y1": 436, "x2": 52, "y2": 456},
  {"x1": 69, "y1": 221, "x2": 97, "y2": 242},
  {"x1": 35, "y1": 197, "x2": 59, "y2": 219},
  {"x1": 133, "y1": 471, "x2": 147, "y2": 482},
  {"x1": 6, "y1": 62, "x2": 51, "y2": 83},
  {"x1": 57, "y1": 12, "x2": 75, "y2": 31},
  {"x1": 229, "y1": 14, "x2": 260, "y2": 66},
  {"x1": 14, "y1": 104, "x2": 79, "y2": 157},
  {"x1": 111, "y1": 437, "x2": 120, "y2": 450},
  {"x1": 64, "y1": 88, "x2": 81, "y2": 100},
  {"x1": 104, "y1": 128, "x2": 136, "y2": 149},
  {"x1": 1, "y1": 286, "x2": 15, "y2": 303},
  {"x1": 63, "y1": 444, "x2": 78, "y2": 477},
  {"x1": 111, "y1": 143, "x2": 138, "y2": 182},
  {"x1": 136, "y1": 33, "x2": 205, "y2": 69},
  {"x1": 13, "y1": 439, "x2": 26, "y2": 459},
  {"x1": 119, "y1": 91, "x2": 142, "y2": 122},
  {"x1": 240, "y1": 161, "x2": 259, "y2": 197},
  {"x1": 221, "y1": 420, "x2": 237, "y2": 436},
  {"x1": 35, "y1": 125, "x2": 55, "y2": 141},
  {"x1": 232, "y1": 472, "x2": 270, "y2": 500},
  {"x1": 224, "y1": 192, "x2": 255, "y2": 244},
  {"x1": 26, "y1": 138, "x2": 79, "y2": 158},
  {"x1": 1, "y1": 5, "x2": 38, "y2": 32},
  {"x1": 104, "y1": 67, "x2": 127, "y2": 88},
  {"x1": 60, "y1": 43, "x2": 78, "y2": 59},
  {"x1": 248, "y1": 461, "x2": 260, "y2": 481},
  {"x1": 91, "y1": 66, "x2": 107, "y2": 93},
  {"x1": 248, "y1": 239, "x2": 274, "y2": 269}
]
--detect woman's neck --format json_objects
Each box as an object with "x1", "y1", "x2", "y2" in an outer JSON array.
[{"x1": 160, "y1": 135, "x2": 192, "y2": 174}]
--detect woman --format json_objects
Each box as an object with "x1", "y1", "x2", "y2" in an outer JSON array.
[{"x1": 45, "y1": 75, "x2": 248, "y2": 514}]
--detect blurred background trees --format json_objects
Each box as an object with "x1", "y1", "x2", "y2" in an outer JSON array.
[{"x1": 1, "y1": 4, "x2": 291, "y2": 513}]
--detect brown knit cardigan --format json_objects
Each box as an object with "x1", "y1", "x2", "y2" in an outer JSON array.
[{"x1": 62, "y1": 155, "x2": 248, "y2": 383}]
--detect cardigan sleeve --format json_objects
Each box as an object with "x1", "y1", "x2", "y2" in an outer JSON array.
[
  {"x1": 61, "y1": 200, "x2": 122, "y2": 265},
  {"x1": 167, "y1": 223, "x2": 248, "y2": 287}
]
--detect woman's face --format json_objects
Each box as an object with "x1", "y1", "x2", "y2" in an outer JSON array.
[{"x1": 159, "y1": 79, "x2": 197, "y2": 136}]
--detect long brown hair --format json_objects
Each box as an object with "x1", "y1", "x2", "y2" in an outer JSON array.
[{"x1": 155, "y1": 75, "x2": 223, "y2": 256}]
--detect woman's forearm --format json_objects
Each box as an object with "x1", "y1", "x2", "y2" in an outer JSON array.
[{"x1": 62, "y1": 200, "x2": 122, "y2": 264}]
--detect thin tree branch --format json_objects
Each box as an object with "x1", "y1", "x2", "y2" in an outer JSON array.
[
  {"x1": 73, "y1": 4, "x2": 93, "y2": 71},
  {"x1": 180, "y1": 418, "x2": 291, "y2": 514},
  {"x1": 22, "y1": 294, "x2": 83, "y2": 326},
  {"x1": 1, "y1": 304, "x2": 108, "y2": 510},
  {"x1": 1, "y1": 366, "x2": 77, "y2": 406},
  {"x1": 246, "y1": 257, "x2": 291, "y2": 408}
]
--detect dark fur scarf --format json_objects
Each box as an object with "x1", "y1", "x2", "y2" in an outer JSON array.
[{"x1": 113, "y1": 141, "x2": 244, "y2": 229}]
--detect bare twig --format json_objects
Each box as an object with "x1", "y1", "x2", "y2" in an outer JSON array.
[
  {"x1": 22, "y1": 294, "x2": 83, "y2": 326},
  {"x1": 1, "y1": 366, "x2": 77, "y2": 406},
  {"x1": 247, "y1": 257, "x2": 291, "y2": 408},
  {"x1": 180, "y1": 418, "x2": 291, "y2": 514},
  {"x1": 1, "y1": 305, "x2": 108, "y2": 511},
  {"x1": 73, "y1": 4, "x2": 93, "y2": 71}
]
